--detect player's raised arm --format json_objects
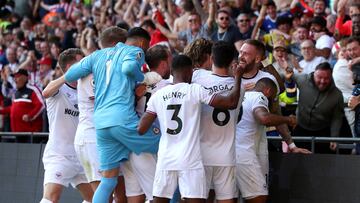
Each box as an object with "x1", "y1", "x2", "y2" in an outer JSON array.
[
  {"x1": 209, "y1": 62, "x2": 245, "y2": 109},
  {"x1": 64, "y1": 50, "x2": 94, "y2": 83}
]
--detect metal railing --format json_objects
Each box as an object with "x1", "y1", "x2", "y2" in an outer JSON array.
[
  {"x1": 1, "y1": 132, "x2": 360, "y2": 154},
  {"x1": 268, "y1": 136, "x2": 360, "y2": 153},
  {"x1": 0, "y1": 132, "x2": 48, "y2": 143}
]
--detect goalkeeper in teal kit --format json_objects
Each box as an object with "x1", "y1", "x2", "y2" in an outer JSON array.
[{"x1": 64, "y1": 28, "x2": 161, "y2": 203}]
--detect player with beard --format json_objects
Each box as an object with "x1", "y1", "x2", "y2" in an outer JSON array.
[{"x1": 235, "y1": 39, "x2": 311, "y2": 201}]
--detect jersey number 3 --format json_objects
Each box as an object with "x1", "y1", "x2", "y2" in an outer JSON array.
[{"x1": 167, "y1": 104, "x2": 182, "y2": 135}]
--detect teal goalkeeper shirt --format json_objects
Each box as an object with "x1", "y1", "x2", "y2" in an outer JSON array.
[{"x1": 65, "y1": 42, "x2": 145, "y2": 129}]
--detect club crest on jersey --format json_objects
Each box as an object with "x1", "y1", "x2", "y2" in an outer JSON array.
[
  {"x1": 153, "y1": 127, "x2": 160, "y2": 135},
  {"x1": 55, "y1": 172, "x2": 62, "y2": 179},
  {"x1": 90, "y1": 79, "x2": 95, "y2": 88},
  {"x1": 74, "y1": 104, "x2": 78, "y2": 109},
  {"x1": 136, "y1": 52, "x2": 142, "y2": 61}
]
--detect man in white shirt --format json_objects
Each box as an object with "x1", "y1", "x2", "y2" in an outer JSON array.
[
  {"x1": 137, "y1": 54, "x2": 244, "y2": 203},
  {"x1": 236, "y1": 78, "x2": 298, "y2": 203},
  {"x1": 40, "y1": 48, "x2": 93, "y2": 203},
  {"x1": 310, "y1": 16, "x2": 335, "y2": 60},
  {"x1": 299, "y1": 40, "x2": 327, "y2": 74},
  {"x1": 192, "y1": 41, "x2": 240, "y2": 203}
]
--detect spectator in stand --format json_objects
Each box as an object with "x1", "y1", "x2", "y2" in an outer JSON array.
[
  {"x1": 312, "y1": 0, "x2": 327, "y2": 17},
  {"x1": 353, "y1": 13, "x2": 360, "y2": 36},
  {"x1": 38, "y1": 56, "x2": 54, "y2": 89},
  {"x1": 155, "y1": 3, "x2": 215, "y2": 50},
  {"x1": 310, "y1": 16, "x2": 335, "y2": 60},
  {"x1": 0, "y1": 69, "x2": 45, "y2": 142},
  {"x1": 211, "y1": 9, "x2": 242, "y2": 53},
  {"x1": 236, "y1": 13, "x2": 253, "y2": 42},
  {"x1": 173, "y1": 0, "x2": 195, "y2": 33},
  {"x1": 285, "y1": 62, "x2": 344, "y2": 153},
  {"x1": 335, "y1": 0, "x2": 360, "y2": 38},
  {"x1": 299, "y1": 40, "x2": 327, "y2": 74},
  {"x1": 289, "y1": 25, "x2": 309, "y2": 61},
  {"x1": 140, "y1": 19, "x2": 169, "y2": 48},
  {"x1": 333, "y1": 39, "x2": 356, "y2": 138},
  {"x1": 260, "y1": 1, "x2": 278, "y2": 34}
]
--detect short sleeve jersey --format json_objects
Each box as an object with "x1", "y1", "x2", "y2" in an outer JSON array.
[
  {"x1": 146, "y1": 83, "x2": 213, "y2": 170},
  {"x1": 44, "y1": 84, "x2": 79, "y2": 156},
  {"x1": 74, "y1": 74, "x2": 96, "y2": 144},
  {"x1": 236, "y1": 91, "x2": 269, "y2": 163},
  {"x1": 192, "y1": 69, "x2": 243, "y2": 166}
]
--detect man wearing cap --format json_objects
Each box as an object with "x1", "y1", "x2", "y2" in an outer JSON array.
[
  {"x1": 310, "y1": 16, "x2": 335, "y2": 60},
  {"x1": 0, "y1": 69, "x2": 45, "y2": 142},
  {"x1": 39, "y1": 56, "x2": 54, "y2": 89}
]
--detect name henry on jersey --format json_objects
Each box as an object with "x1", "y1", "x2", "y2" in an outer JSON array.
[
  {"x1": 163, "y1": 91, "x2": 187, "y2": 101},
  {"x1": 205, "y1": 84, "x2": 233, "y2": 95},
  {"x1": 64, "y1": 108, "x2": 79, "y2": 117}
]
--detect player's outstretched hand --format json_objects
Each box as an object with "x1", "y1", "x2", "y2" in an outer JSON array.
[
  {"x1": 289, "y1": 147, "x2": 312, "y2": 154},
  {"x1": 143, "y1": 71, "x2": 162, "y2": 85},
  {"x1": 232, "y1": 62, "x2": 245, "y2": 78},
  {"x1": 287, "y1": 115, "x2": 297, "y2": 128}
]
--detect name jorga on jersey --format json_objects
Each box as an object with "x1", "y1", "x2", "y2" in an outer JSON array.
[
  {"x1": 205, "y1": 84, "x2": 233, "y2": 95},
  {"x1": 163, "y1": 91, "x2": 187, "y2": 101}
]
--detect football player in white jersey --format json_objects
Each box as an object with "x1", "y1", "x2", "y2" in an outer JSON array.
[
  {"x1": 74, "y1": 26, "x2": 128, "y2": 203},
  {"x1": 40, "y1": 48, "x2": 93, "y2": 203},
  {"x1": 123, "y1": 45, "x2": 172, "y2": 202},
  {"x1": 236, "y1": 78, "x2": 298, "y2": 203},
  {"x1": 137, "y1": 54, "x2": 245, "y2": 203},
  {"x1": 238, "y1": 39, "x2": 311, "y2": 152},
  {"x1": 235, "y1": 40, "x2": 311, "y2": 202},
  {"x1": 192, "y1": 41, "x2": 241, "y2": 203}
]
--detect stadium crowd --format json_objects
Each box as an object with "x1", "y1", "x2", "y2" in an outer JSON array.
[{"x1": 1, "y1": 0, "x2": 360, "y2": 202}]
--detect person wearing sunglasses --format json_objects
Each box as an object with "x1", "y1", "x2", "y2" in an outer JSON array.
[
  {"x1": 211, "y1": 10, "x2": 243, "y2": 54},
  {"x1": 236, "y1": 13, "x2": 253, "y2": 41}
]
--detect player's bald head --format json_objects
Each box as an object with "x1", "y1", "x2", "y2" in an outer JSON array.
[{"x1": 255, "y1": 78, "x2": 277, "y2": 93}]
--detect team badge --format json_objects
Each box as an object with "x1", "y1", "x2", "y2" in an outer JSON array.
[
  {"x1": 152, "y1": 127, "x2": 160, "y2": 135},
  {"x1": 55, "y1": 171, "x2": 62, "y2": 179},
  {"x1": 136, "y1": 52, "x2": 142, "y2": 61}
]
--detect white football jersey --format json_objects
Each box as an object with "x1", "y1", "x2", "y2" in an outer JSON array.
[
  {"x1": 192, "y1": 69, "x2": 243, "y2": 166},
  {"x1": 44, "y1": 84, "x2": 79, "y2": 156},
  {"x1": 236, "y1": 91, "x2": 269, "y2": 163},
  {"x1": 136, "y1": 79, "x2": 172, "y2": 116},
  {"x1": 241, "y1": 70, "x2": 279, "y2": 95},
  {"x1": 146, "y1": 83, "x2": 213, "y2": 170},
  {"x1": 74, "y1": 74, "x2": 96, "y2": 144}
]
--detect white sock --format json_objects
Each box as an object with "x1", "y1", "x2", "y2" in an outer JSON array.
[{"x1": 39, "y1": 198, "x2": 53, "y2": 203}]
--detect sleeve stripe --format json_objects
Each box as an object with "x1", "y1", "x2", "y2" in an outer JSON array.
[{"x1": 146, "y1": 110, "x2": 157, "y2": 115}]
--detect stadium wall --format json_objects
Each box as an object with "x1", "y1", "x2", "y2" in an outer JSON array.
[{"x1": 1, "y1": 143, "x2": 360, "y2": 203}]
